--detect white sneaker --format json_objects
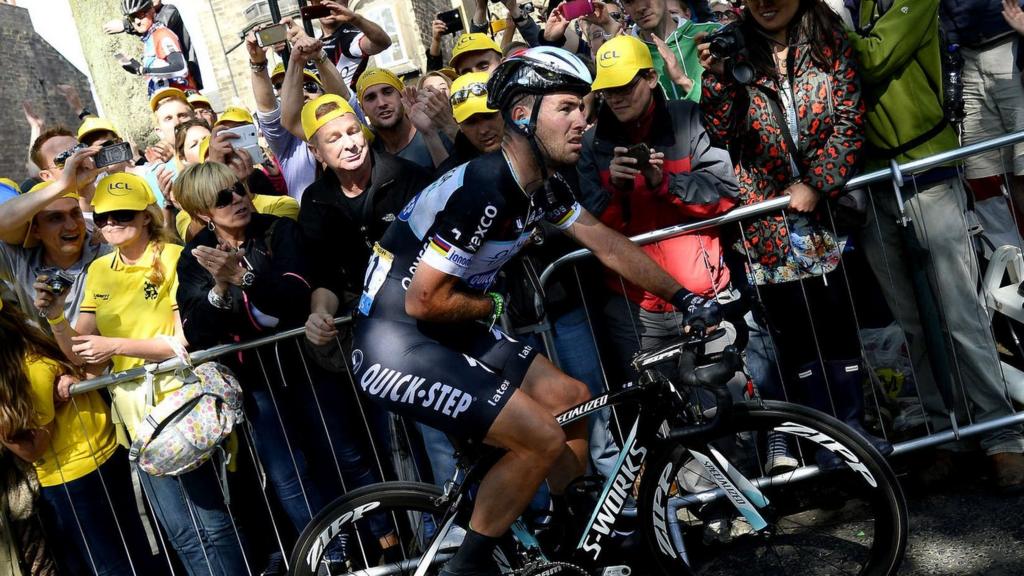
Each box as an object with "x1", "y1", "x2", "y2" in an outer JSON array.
[{"x1": 765, "y1": 432, "x2": 798, "y2": 475}]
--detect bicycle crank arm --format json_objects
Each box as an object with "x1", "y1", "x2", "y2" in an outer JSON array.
[
  {"x1": 600, "y1": 566, "x2": 632, "y2": 576},
  {"x1": 687, "y1": 449, "x2": 768, "y2": 531}
]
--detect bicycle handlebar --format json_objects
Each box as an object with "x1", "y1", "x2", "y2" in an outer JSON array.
[{"x1": 667, "y1": 345, "x2": 743, "y2": 442}]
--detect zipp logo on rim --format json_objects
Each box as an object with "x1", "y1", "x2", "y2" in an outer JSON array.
[
  {"x1": 773, "y1": 421, "x2": 878, "y2": 487},
  {"x1": 306, "y1": 501, "x2": 381, "y2": 569}
]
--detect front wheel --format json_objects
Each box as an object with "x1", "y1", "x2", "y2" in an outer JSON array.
[{"x1": 638, "y1": 400, "x2": 908, "y2": 576}]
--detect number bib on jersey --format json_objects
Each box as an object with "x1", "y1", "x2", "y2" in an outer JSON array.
[{"x1": 359, "y1": 243, "x2": 394, "y2": 316}]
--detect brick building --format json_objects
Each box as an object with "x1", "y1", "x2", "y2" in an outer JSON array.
[{"x1": 0, "y1": 1, "x2": 94, "y2": 182}]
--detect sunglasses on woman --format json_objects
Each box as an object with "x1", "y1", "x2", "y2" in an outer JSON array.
[
  {"x1": 215, "y1": 182, "x2": 247, "y2": 208},
  {"x1": 94, "y1": 209, "x2": 139, "y2": 227}
]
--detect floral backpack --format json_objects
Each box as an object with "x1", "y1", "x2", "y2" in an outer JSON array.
[{"x1": 128, "y1": 339, "x2": 244, "y2": 477}]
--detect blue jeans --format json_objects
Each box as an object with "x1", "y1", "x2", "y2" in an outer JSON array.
[
  {"x1": 39, "y1": 449, "x2": 168, "y2": 576},
  {"x1": 551, "y1": 306, "x2": 620, "y2": 478},
  {"x1": 138, "y1": 461, "x2": 249, "y2": 576}
]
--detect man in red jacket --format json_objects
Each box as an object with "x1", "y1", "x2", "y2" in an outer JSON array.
[{"x1": 577, "y1": 34, "x2": 740, "y2": 380}]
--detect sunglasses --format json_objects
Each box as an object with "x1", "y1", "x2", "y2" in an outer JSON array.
[
  {"x1": 53, "y1": 143, "x2": 87, "y2": 169},
  {"x1": 94, "y1": 209, "x2": 139, "y2": 227},
  {"x1": 601, "y1": 74, "x2": 643, "y2": 98},
  {"x1": 215, "y1": 182, "x2": 247, "y2": 208},
  {"x1": 608, "y1": 11, "x2": 623, "y2": 21},
  {"x1": 450, "y1": 83, "x2": 488, "y2": 107},
  {"x1": 712, "y1": 10, "x2": 739, "y2": 21},
  {"x1": 304, "y1": 81, "x2": 323, "y2": 94}
]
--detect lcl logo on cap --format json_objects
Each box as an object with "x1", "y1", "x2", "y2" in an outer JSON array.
[
  {"x1": 109, "y1": 181, "x2": 133, "y2": 195},
  {"x1": 599, "y1": 50, "x2": 620, "y2": 66}
]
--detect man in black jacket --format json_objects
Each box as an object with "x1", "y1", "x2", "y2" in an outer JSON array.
[{"x1": 298, "y1": 94, "x2": 432, "y2": 345}]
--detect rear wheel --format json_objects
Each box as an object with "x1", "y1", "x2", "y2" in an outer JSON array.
[
  {"x1": 289, "y1": 482, "x2": 522, "y2": 576},
  {"x1": 638, "y1": 400, "x2": 908, "y2": 576}
]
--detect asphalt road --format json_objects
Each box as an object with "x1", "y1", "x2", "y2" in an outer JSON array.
[{"x1": 896, "y1": 462, "x2": 1024, "y2": 575}]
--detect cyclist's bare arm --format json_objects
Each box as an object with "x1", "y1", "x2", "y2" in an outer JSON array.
[{"x1": 405, "y1": 262, "x2": 494, "y2": 322}]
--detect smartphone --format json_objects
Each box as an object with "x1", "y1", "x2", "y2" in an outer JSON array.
[
  {"x1": 300, "y1": 3, "x2": 332, "y2": 19},
  {"x1": 437, "y1": 9, "x2": 464, "y2": 35},
  {"x1": 490, "y1": 18, "x2": 509, "y2": 35},
  {"x1": 222, "y1": 124, "x2": 266, "y2": 165},
  {"x1": 94, "y1": 141, "x2": 134, "y2": 169},
  {"x1": 560, "y1": 0, "x2": 595, "y2": 19},
  {"x1": 625, "y1": 143, "x2": 650, "y2": 169},
  {"x1": 256, "y1": 23, "x2": 288, "y2": 47}
]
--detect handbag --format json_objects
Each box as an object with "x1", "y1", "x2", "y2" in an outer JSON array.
[{"x1": 128, "y1": 337, "x2": 244, "y2": 477}]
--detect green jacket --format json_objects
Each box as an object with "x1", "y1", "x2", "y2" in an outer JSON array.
[
  {"x1": 849, "y1": 0, "x2": 959, "y2": 170},
  {"x1": 633, "y1": 17, "x2": 719, "y2": 102}
]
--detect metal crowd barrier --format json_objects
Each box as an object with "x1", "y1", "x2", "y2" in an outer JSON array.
[{"x1": 46, "y1": 129, "x2": 1024, "y2": 574}]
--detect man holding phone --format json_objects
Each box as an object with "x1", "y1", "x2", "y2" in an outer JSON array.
[
  {"x1": 0, "y1": 137, "x2": 110, "y2": 333},
  {"x1": 578, "y1": 35, "x2": 739, "y2": 379},
  {"x1": 467, "y1": 0, "x2": 542, "y2": 48}
]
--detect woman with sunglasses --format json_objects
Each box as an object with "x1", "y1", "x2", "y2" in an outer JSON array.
[
  {"x1": 708, "y1": 0, "x2": 741, "y2": 24},
  {"x1": 1, "y1": 291, "x2": 166, "y2": 576},
  {"x1": 37, "y1": 172, "x2": 249, "y2": 575},
  {"x1": 698, "y1": 0, "x2": 890, "y2": 471},
  {"x1": 173, "y1": 161, "x2": 398, "y2": 560}
]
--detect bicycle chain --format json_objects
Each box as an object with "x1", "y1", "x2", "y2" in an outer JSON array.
[{"x1": 514, "y1": 560, "x2": 590, "y2": 576}]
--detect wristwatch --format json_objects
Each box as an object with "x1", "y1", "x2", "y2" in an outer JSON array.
[
  {"x1": 240, "y1": 270, "x2": 256, "y2": 289},
  {"x1": 207, "y1": 288, "x2": 233, "y2": 310},
  {"x1": 312, "y1": 50, "x2": 329, "y2": 65}
]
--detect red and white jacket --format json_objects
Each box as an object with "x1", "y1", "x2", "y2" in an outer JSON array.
[{"x1": 577, "y1": 93, "x2": 739, "y2": 312}]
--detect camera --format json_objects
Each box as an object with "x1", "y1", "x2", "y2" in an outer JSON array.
[
  {"x1": 704, "y1": 23, "x2": 754, "y2": 85},
  {"x1": 53, "y1": 143, "x2": 87, "y2": 169},
  {"x1": 39, "y1": 268, "x2": 75, "y2": 295},
  {"x1": 94, "y1": 141, "x2": 134, "y2": 169}
]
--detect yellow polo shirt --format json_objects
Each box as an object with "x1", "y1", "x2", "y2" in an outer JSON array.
[
  {"x1": 80, "y1": 242, "x2": 184, "y2": 441},
  {"x1": 175, "y1": 194, "x2": 300, "y2": 240},
  {"x1": 26, "y1": 355, "x2": 118, "y2": 487}
]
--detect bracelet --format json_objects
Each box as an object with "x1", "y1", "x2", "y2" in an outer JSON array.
[
  {"x1": 207, "y1": 288, "x2": 233, "y2": 310},
  {"x1": 250, "y1": 60, "x2": 268, "y2": 71},
  {"x1": 312, "y1": 50, "x2": 329, "y2": 64},
  {"x1": 486, "y1": 292, "x2": 504, "y2": 329},
  {"x1": 46, "y1": 313, "x2": 66, "y2": 326}
]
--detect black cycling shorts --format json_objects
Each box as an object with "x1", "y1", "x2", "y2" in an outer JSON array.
[{"x1": 351, "y1": 319, "x2": 540, "y2": 442}]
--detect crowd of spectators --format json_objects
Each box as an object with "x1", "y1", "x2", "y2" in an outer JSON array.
[{"x1": 2, "y1": 0, "x2": 1024, "y2": 574}]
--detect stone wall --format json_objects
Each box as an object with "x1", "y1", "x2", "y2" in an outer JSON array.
[{"x1": 0, "y1": 3, "x2": 95, "y2": 182}]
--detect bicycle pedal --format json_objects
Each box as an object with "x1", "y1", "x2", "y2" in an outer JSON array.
[
  {"x1": 599, "y1": 565, "x2": 632, "y2": 576},
  {"x1": 516, "y1": 561, "x2": 589, "y2": 576}
]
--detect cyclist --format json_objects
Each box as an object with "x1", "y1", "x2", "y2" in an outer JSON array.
[{"x1": 351, "y1": 46, "x2": 720, "y2": 576}]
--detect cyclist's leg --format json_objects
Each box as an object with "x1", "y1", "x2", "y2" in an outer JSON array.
[{"x1": 520, "y1": 354, "x2": 591, "y2": 493}]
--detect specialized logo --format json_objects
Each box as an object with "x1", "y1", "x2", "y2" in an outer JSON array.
[
  {"x1": 306, "y1": 501, "x2": 381, "y2": 570},
  {"x1": 360, "y1": 363, "x2": 473, "y2": 418},
  {"x1": 556, "y1": 395, "x2": 609, "y2": 425},
  {"x1": 351, "y1": 349, "x2": 364, "y2": 373},
  {"x1": 773, "y1": 422, "x2": 877, "y2": 487},
  {"x1": 651, "y1": 462, "x2": 678, "y2": 558},
  {"x1": 581, "y1": 438, "x2": 647, "y2": 559}
]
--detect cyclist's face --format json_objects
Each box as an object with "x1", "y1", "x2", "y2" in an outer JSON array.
[{"x1": 533, "y1": 93, "x2": 588, "y2": 167}]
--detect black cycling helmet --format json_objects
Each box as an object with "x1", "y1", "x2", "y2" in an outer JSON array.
[
  {"x1": 122, "y1": 0, "x2": 154, "y2": 15},
  {"x1": 486, "y1": 46, "x2": 593, "y2": 118}
]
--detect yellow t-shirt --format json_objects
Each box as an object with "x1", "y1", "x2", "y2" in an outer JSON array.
[
  {"x1": 80, "y1": 242, "x2": 184, "y2": 440},
  {"x1": 175, "y1": 194, "x2": 300, "y2": 240},
  {"x1": 25, "y1": 355, "x2": 118, "y2": 487}
]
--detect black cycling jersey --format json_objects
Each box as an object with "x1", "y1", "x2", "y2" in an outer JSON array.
[
  {"x1": 357, "y1": 152, "x2": 581, "y2": 324},
  {"x1": 350, "y1": 152, "x2": 583, "y2": 440}
]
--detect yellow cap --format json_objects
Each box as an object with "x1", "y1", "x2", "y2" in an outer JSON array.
[
  {"x1": 450, "y1": 72, "x2": 496, "y2": 124},
  {"x1": 591, "y1": 35, "x2": 655, "y2": 92},
  {"x1": 92, "y1": 172, "x2": 156, "y2": 214},
  {"x1": 149, "y1": 87, "x2": 190, "y2": 112},
  {"x1": 77, "y1": 117, "x2": 120, "y2": 143},
  {"x1": 23, "y1": 181, "x2": 81, "y2": 248},
  {"x1": 214, "y1": 106, "x2": 255, "y2": 127},
  {"x1": 270, "y1": 63, "x2": 322, "y2": 87},
  {"x1": 271, "y1": 63, "x2": 286, "y2": 81},
  {"x1": 356, "y1": 68, "x2": 405, "y2": 105},
  {"x1": 301, "y1": 94, "x2": 357, "y2": 140},
  {"x1": 0, "y1": 177, "x2": 20, "y2": 194},
  {"x1": 449, "y1": 33, "x2": 501, "y2": 68},
  {"x1": 198, "y1": 136, "x2": 211, "y2": 162},
  {"x1": 188, "y1": 94, "x2": 213, "y2": 109}
]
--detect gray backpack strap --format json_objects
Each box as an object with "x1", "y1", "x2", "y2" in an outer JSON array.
[{"x1": 130, "y1": 464, "x2": 161, "y2": 555}]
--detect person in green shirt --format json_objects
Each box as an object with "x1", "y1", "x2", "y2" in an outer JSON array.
[
  {"x1": 621, "y1": 0, "x2": 720, "y2": 100},
  {"x1": 850, "y1": 0, "x2": 1024, "y2": 493}
]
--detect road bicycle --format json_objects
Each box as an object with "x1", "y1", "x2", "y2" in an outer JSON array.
[{"x1": 289, "y1": 329, "x2": 908, "y2": 576}]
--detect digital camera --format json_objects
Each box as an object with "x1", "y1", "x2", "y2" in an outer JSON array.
[
  {"x1": 705, "y1": 23, "x2": 755, "y2": 84},
  {"x1": 39, "y1": 268, "x2": 75, "y2": 295}
]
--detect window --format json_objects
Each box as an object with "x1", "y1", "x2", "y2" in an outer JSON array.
[{"x1": 362, "y1": 3, "x2": 409, "y2": 70}]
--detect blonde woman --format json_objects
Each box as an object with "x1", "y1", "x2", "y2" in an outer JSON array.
[
  {"x1": 0, "y1": 291, "x2": 162, "y2": 575},
  {"x1": 36, "y1": 172, "x2": 248, "y2": 576}
]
